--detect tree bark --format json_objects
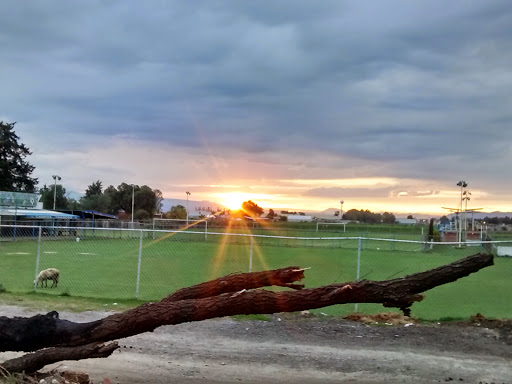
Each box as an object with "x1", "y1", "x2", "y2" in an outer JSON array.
[
  {"x1": 162, "y1": 265, "x2": 307, "y2": 302},
  {"x1": 1, "y1": 342, "x2": 119, "y2": 374},
  {"x1": 0, "y1": 253, "x2": 494, "y2": 374}
]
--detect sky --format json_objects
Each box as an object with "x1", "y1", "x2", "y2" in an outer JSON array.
[{"x1": 1, "y1": 1, "x2": 512, "y2": 216}]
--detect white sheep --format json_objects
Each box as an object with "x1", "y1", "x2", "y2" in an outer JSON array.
[{"x1": 35, "y1": 268, "x2": 60, "y2": 288}]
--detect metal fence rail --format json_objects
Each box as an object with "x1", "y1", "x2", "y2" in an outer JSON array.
[{"x1": 0, "y1": 225, "x2": 510, "y2": 319}]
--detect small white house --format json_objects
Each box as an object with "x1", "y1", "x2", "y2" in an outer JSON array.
[{"x1": 287, "y1": 214, "x2": 313, "y2": 222}]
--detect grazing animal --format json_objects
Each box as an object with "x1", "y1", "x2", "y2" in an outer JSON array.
[{"x1": 35, "y1": 268, "x2": 60, "y2": 288}]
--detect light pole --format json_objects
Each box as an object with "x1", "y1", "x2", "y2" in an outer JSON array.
[
  {"x1": 456, "y1": 180, "x2": 468, "y2": 243},
  {"x1": 340, "y1": 200, "x2": 344, "y2": 220},
  {"x1": 131, "y1": 184, "x2": 135, "y2": 224},
  {"x1": 463, "y1": 190, "x2": 471, "y2": 230},
  {"x1": 186, "y1": 191, "x2": 191, "y2": 226},
  {"x1": 52, "y1": 175, "x2": 61, "y2": 210}
]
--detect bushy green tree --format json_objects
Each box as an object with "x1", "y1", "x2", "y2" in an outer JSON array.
[
  {"x1": 85, "y1": 180, "x2": 103, "y2": 198},
  {"x1": 342, "y1": 208, "x2": 396, "y2": 224},
  {"x1": 382, "y1": 212, "x2": 396, "y2": 224},
  {"x1": 39, "y1": 184, "x2": 68, "y2": 210},
  {"x1": 134, "y1": 209, "x2": 151, "y2": 220},
  {"x1": 79, "y1": 182, "x2": 162, "y2": 217},
  {"x1": 154, "y1": 189, "x2": 163, "y2": 215},
  {"x1": 80, "y1": 193, "x2": 112, "y2": 213},
  {"x1": 0, "y1": 121, "x2": 37, "y2": 192},
  {"x1": 241, "y1": 200, "x2": 264, "y2": 217},
  {"x1": 342, "y1": 209, "x2": 360, "y2": 221},
  {"x1": 164, "y1": 205, "x2": 187, "y2": 219},
  {"x1": 136, "y1": 185, "x2": 160, "y2": 215}
]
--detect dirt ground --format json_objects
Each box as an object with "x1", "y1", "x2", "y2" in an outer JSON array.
[{"x1": 1, "y1": 305, "x2": 511, "y2": 384}]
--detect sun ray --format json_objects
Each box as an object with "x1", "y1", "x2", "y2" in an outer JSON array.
[
  {"x1": 210, "y1": 216, "x2": 236, "y2": 279},
  {"x1": 142, "y1": 217, "x2": 209, "y2": 250},
  {"x1": 136, "y1": 212, "x2": 275, "y2": 285}
]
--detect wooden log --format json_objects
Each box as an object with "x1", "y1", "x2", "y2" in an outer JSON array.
[{"x1": 1, "y1": 342, "x2": 119, "y2": 374}]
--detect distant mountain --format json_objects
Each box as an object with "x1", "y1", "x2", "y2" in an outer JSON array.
[
  {"x1": 446, "y1": 211, "x2": 512, "y2": 220},
  {"x1": 66, "y1": 191, "x2": 84, "y2": 201}
]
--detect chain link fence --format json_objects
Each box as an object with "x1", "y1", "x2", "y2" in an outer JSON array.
[{"x1": 1, "y1": 224, "x2": 510, "y2": 319}]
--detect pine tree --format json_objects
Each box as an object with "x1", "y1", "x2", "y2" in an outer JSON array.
[{"x1": 0, "y1": 121, "x2": 38, "y2": 192}]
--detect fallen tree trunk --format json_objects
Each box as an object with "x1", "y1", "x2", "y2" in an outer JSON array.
[
  {"x1": 0, "y1": 253, "x2": 494, "y2": 374},
  {"x1": 1, "y1": 342, "x2": 119, "y2": 374}
]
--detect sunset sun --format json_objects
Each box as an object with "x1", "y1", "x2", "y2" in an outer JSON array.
[{"x1": 219, "y1": 192, "x2": 249, "y2": 210}]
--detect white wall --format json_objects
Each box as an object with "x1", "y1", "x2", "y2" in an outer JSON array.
[
  {"x1": 396, "y1": 218, "x2": 417, "y2": 225},
  {"x1": 287, "y1": 215, "x2": 313, "y2": 222},
  {"x1": 497, "y1": 246, "x2": 512, "y2": 257}
]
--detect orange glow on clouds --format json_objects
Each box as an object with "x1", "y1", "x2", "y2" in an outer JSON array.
[{"x1": 217, "y1": 192, "x2": 275, "y2": 210}]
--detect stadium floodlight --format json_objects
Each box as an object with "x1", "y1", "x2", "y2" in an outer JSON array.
[
  {"x1": 186, "y1": 191, "x2": 191, "y2": 226},
  {"x1": 52, "y1": 175, "x2": 61, "y2": 210}
]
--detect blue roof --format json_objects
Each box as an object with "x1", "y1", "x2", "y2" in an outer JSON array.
[
  {"x1": 54, "y1": 210, "x2": 118, "y2": 219},
  {"x1": 1, "y1": 209, "x2": 79, "y2": 219},
  {"x1": 82, "y1": 210, "x2": 118, "y2": 219}
]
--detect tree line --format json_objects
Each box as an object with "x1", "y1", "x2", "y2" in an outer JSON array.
[
  {"x1": 342, "y1": 209, "x2": 397, "y2": 224},
  {"x1": 481, "y1": 216, "x2": 512, "y2": 225},
  {"x1": 40, "y1": 180, "x2": 164, "y2": 220}
]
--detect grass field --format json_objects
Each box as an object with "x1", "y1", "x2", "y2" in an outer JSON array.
[{"x1": 0, "y1": 227, "x2": 510, "y2": 320}]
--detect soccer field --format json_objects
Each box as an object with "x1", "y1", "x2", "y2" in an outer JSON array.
[{"x1": 0, "y1": 231, "x2": 510, "y2": 320}]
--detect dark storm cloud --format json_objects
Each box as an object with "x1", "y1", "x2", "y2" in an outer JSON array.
[{"x1": 1, "y1": 0, "x2": 512, "y2": 184}]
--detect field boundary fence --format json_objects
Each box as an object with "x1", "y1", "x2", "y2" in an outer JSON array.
[{"x1": 0, "y1": 224, "x2": 511, "y2": 319}]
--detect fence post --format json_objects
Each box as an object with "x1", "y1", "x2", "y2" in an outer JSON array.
[
  {"x1": 135, "y1": 230, "x2": 143, "y2": 299},
  {"x1": 34, "y1": 226, "x2": 42, "y2": 289},
  {"x1": 249, "y1": 236, "x2": 254, "y2": 272},
  {"x1": 205, "y1": 220, "x2": 208, "y2": 241},
  {"x1": 354, "y1": 237, "x2": 362, "y2": 312}
]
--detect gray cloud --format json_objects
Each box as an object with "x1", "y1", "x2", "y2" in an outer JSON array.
[
  {"x1": 304, "y1": 187, "x2": 396, "y2": 199},
  {"x1": 1, "y1": 0, "x2": 512, "y2": 210}
]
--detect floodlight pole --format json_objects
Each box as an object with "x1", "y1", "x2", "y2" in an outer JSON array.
[
  {"x1": 131, "y1": 184, "x2": 135, "y2": 224},
  {"x1": 52, "y1": 175, "x2": 61, "y2": 210},
  {"x1": 456, "y1": 180, "x2": 468, "y2": 244},
  {"x1": 463, "y1": 191, "x2": 471, "y2": 230},
  {"x1": 186, "y1": 191, "x2": 191, "y2": 226}
]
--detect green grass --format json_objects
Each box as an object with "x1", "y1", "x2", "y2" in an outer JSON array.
[
  {"x1": 0, "y1": 229, "x2": 510, "y2": 320},
  {"x1": 0, "y1": 291, "x2": 140, "y2": 312}
]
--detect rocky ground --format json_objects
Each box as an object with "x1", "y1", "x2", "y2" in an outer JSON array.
[{"x1": 0, "y1": 306, "x2": 511, "y2": 384}]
